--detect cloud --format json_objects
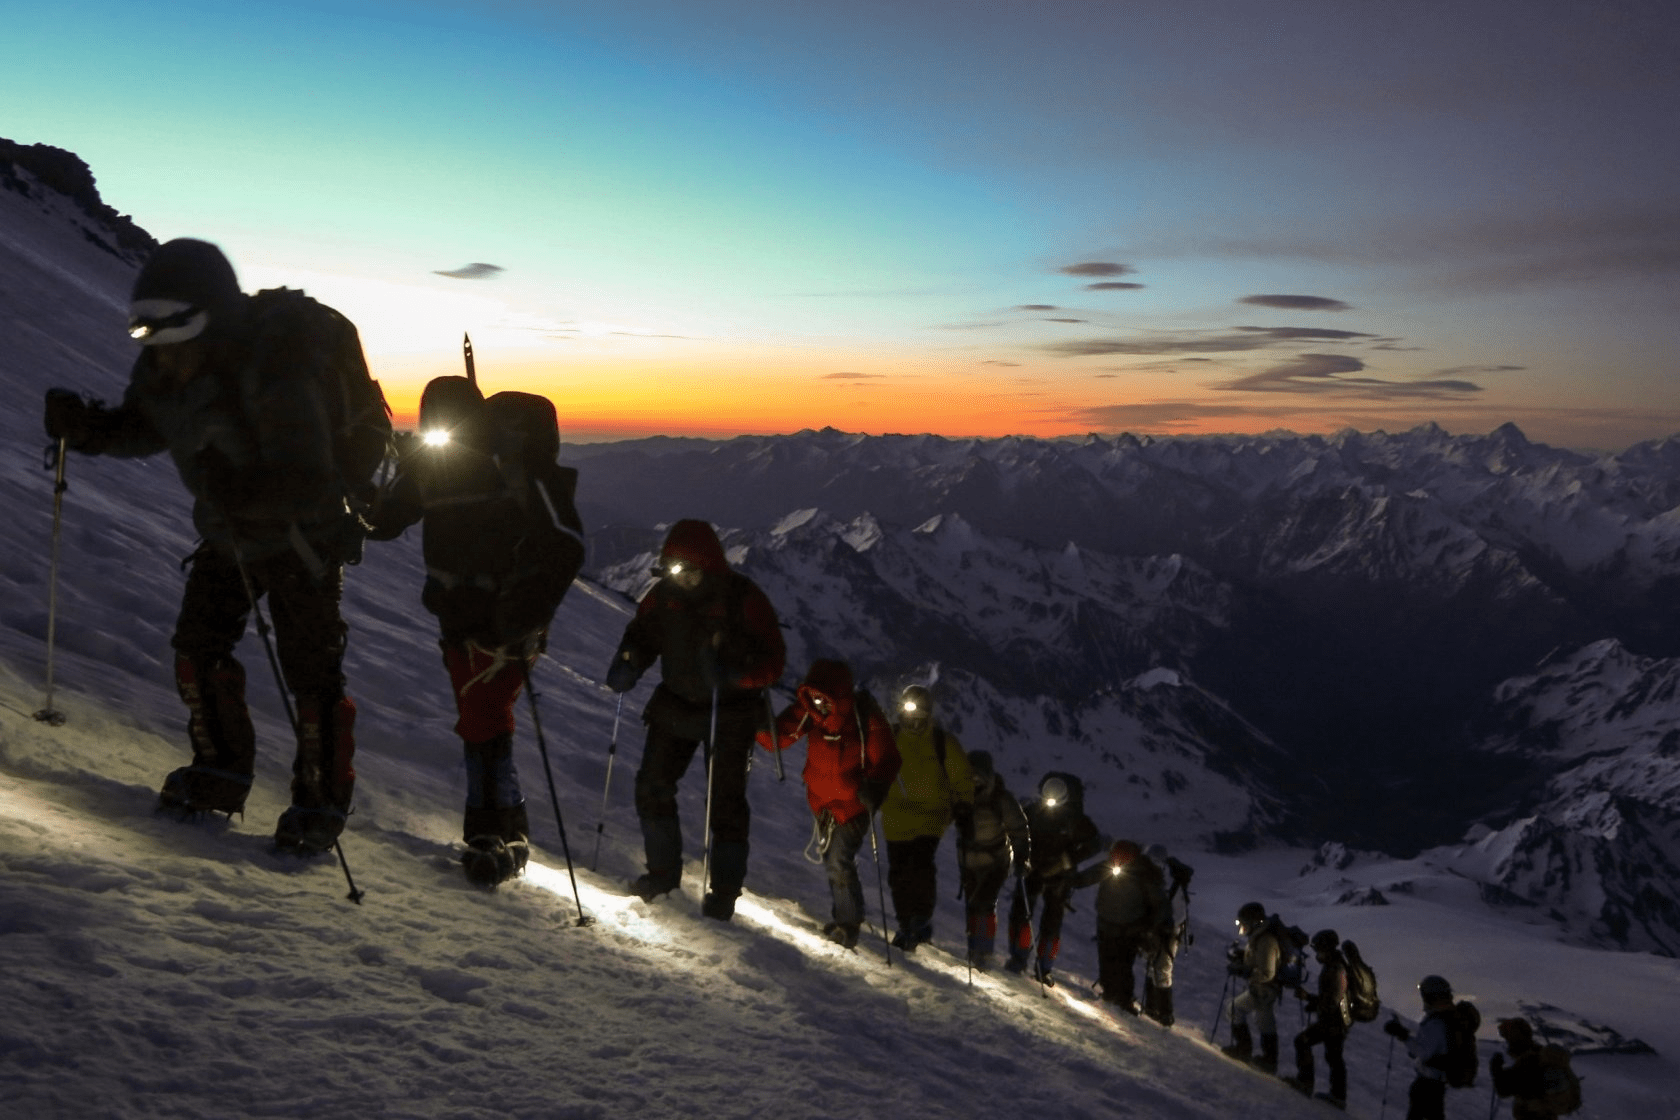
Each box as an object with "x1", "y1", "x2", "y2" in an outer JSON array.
[
  {"x1": 1058, "y1": 262, "x2": 1136, "y2": 277},
  {"x1": 1234, "y1": 326, "x2": 1375, "y2": 340},
  {"x1": 1044, "y1": 317, "x2": 1086, "y2": 323},
  {"x1": 433, "y1": 262, "x2": 504, "y2": 280},
  {"x1": 1042, "y1": 325, "x2": 1376, "y2": 357},
  {"x1": 1435, "y1": 364, "x2": 1526, "y2": 375},
  {"x1": 1084, "y1": 282, "x2": 1145, "y2": 291},
  {"x1": 1215, "y1": 353, "x2": 1483, "y2": 397},
  {"x1": 979, "y1": 360, "x2": 1021, "y2": 367},
  {"x1": 1014, "y1": 304, "x2": 1059, "y2": 311},
  {"x1": 820, "y1": 371, "x2": 885, "y2": 379},
  {"x1": 1239, "y1": 294, "x2": 1352, "y2": 311}
]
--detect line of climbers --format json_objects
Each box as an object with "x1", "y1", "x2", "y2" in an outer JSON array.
[
  {"x1": 1215, "y1": 901, "x2": 1580, "y2": 1117},
  {"x1": 38, "y1": 239, "x2": 1583, "y2": 1120}
]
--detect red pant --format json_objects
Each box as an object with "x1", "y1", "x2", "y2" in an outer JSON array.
[{"x1": 442, "y1": 640, "x2": 535, "y2": 743}]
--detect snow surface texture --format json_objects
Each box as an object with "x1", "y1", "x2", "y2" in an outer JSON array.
[{"x1": 3, "y1": 147, "x2": 1679, "y2": 1118}]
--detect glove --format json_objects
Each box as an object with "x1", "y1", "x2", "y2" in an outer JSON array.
[
  {"x1": 1227, "y1": 961, "x2": 1251, "y2": 977},
  {"x1": 1490, "y1": 1054, "x2": 1505, "y2": 1072},
  {"x1": 857, "y1": 780, "x2": 886, "y2": 812},
  {"x1": 1012, "y1": 857, "x2": 1030, "y2": 879},
  {"x1": 605, "y1": 653, "x2": 641, "y2": 693},
  {"x1": 1383, "y1": 1019, "x2": 1410, "y2": 1041},
  {"x1": 43, "y1": 389, "x2": 95, "y2": 447},
  {"x1": 952, "y1": 805, "x2": 975, "y2": 846}
]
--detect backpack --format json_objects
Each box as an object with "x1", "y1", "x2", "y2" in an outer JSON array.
[
  {"x1": 1536, "y1": 1043, "x2": 1582, "y2": 1115},
  {"x1": 1341, "y1": 939, "x2": 1381, "y2": 1022},
  {"x1": 480, "y1": 390, "x2": 586, "y2": 631},
  {"x1": 1441, "y1": 1000, "x2": 1483, "y2": 1088},
  {"x1": 412, "y1": 386, "x2": 583, "y2": 641},
  {"x1": 249, "y1": 288, "x2": 393, "y2": 509},
  {"x1": 1275, "y1": 923, "x2": 1312, "y2": 989}
]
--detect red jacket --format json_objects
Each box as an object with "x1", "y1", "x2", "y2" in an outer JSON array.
[{"x1": 761, "y1": 659, "x2": 900, "y2": 825}]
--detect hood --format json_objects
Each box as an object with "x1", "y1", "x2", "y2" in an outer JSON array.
[
  {"x1": 798, "y1": 658, "x2": 855, "y2": 733},
  {"x1": 660, "y1": 519, "x2": 730, "y2": 575}
]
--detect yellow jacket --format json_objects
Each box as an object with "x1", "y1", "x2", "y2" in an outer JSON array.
[{"x1": 881, "y1": 721, "x2": 975, "y2": 842}]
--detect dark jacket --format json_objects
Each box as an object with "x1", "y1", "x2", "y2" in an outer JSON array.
[
  {"x1": 963, "y1": 771, "x2": 1030, "y2": 868},
  {"x1": 1021, "y1": 794, "x2": 1103, "y2": 882},
  {"x1": 69, "y1": 292, "x2": 354, "y2": 561},
  {"x1": 1306, "y1": 951, "x2": 1352, "y2": 1034},
  {"x1": 1490, "y1": 1045, "x2": 1548, "y2": 1119},
  {"x1": 762, "y1": 659, "x2": 900, "y2": 826},
  {"x1": 1075, "y1": 855, "x2": 1168, "y2": 936},
  {"x1": 615, "y1": 520, "x2": 785, "y2": 737}
]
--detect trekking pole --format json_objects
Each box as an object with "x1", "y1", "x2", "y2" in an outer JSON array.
[
  {"x1": 867, "y1": 811, "x2": 892, "y2": 967},
  {"x1": 764, "y1": 690, "x2": 784, "y2": 781},
  {"x1": 1380, "y1": 1030, "x2": 1396, "y2": 1120},
  {"x1": 521, "y1": 659, "x2": 593, "y2": 927},
  {"x1": 33, "y1": 439, "x2": 69, "y2": 726},
  {"x1": 589, "y1": 695, "x2": 624, "y2": 871},
  {"x1": 1028, "y1": 902, "x2": 1048, "y2": 998},
  {"x1": 1488, "y1": 1074, "x2": 1498, "y2": 1120},
  {"x1": 700, "y1": 685, "x2": 719, "y2": 914},
  {"x1": 1210, "y1": 970, "x2": 1233, "y2": 1042},
  {"x1": 854, "y1": 703, "x2": 892, "y2": 966},
  {"x1": 228, "y1": 542, "x2": 363, "y2": 904}
]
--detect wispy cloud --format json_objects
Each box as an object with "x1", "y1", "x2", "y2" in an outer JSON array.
[
  {"x1": 820, "y1": 371, "x2": 885, "y2": 379},
  {"x1": 1043, "y1": 325, "x2": 1376, "y2": 357},
  {"x1": 1238, "y1": 294, "x2": 1352, "y2": 311},
  {"x1": 1215, "y1": 353, "x2": 1482, "y2": 397},
  {"x1": 979, "y1": 360, "x2": 1021, "y2": 367},
  {"x1": 1044, "y1": 317, "x2": 1086, "y2": 323},
  {"x1": 1058, "y1": 261, "x2": 1136, "y2": 277},
  {"x1": 434, "y1": 262, "x2": 504, "y2": 280},
  {"x1": 1013, "y1": 304, "x2": 1059, "y2": 311},
  {"x1": 1084, "y1": 281, "x2": 1145, "y2": 291},
  {"x1": 1435, "y1": 364, "x2": 1526, "y2": 375}
]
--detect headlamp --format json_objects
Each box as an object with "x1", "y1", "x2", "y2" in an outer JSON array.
[
  {"x1": 127, "y1": 300, "x2": 209, "y2": 346},
  {"x1": 902, "y1": 699, "x2": 919, "y2": 714},
  {"x1": 422, "y1": 429, "x2": 451, "y2": 447}
]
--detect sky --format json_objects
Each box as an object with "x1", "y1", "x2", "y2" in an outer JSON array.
[{"x1": 5, "y1": 0, "x2": 1678, "y2": 447}]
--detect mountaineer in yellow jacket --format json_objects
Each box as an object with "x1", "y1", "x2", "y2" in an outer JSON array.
[{"x1": 881, "y1": 685, "x2": 975, "y2": 952}]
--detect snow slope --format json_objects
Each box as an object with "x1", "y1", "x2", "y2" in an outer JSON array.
[{"x1": 3, "y1": 142, "x2": 1678, "y2": 1120}]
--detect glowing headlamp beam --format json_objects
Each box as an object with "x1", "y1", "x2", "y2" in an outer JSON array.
[{"x1": 422, "y1": 429, "x2": 451, "y2": 447}]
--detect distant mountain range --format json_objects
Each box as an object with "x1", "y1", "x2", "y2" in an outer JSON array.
[{"x1": 577, "y1": 424, "x2": 1680, "y2": 953}]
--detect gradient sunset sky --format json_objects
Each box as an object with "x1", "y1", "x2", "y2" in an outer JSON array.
[{"x1": 6, "y1": 0, "x2": 1677, "y2": 447}]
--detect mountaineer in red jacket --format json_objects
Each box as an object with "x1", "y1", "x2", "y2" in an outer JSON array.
[
  {"x1": 760, "y1": 659, "x2": 901, "y2": 948},
  {"x1": 606, "y1": 520, "x2": 785, "y2": 919}
]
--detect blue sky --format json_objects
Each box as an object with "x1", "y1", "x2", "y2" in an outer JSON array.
[{"x1": 6, "y1": 0, "x2": 1677, "y2": 445}]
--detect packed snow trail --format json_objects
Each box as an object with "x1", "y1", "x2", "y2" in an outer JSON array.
[{"x1": 2, "y1": 665, "x2": 1339, "y2": 1120}]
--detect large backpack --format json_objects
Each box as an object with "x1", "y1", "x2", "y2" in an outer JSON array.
[
  {"x1": 1341, "y1": 939, "x2": 1381, "y2": 1022},
  {"x1": 1536, "y1": 1043, "x2": 1582, "y2": 1115},
  {"x1": 411, "y1": 385, "x2": 583, "y2": 641},
  {"x1": 1441, "y1": 1000, "x2": 1483, "y2": 1088},
  {"x1": 481, "y1": 390, "x2": 585, "y2": 630},
  {"x1": 1275, "y1": 923, "x2": 1312, "y2": 989},
  {"x1": 249, "y1": 288, "x2": 393, "y2": 510}
]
